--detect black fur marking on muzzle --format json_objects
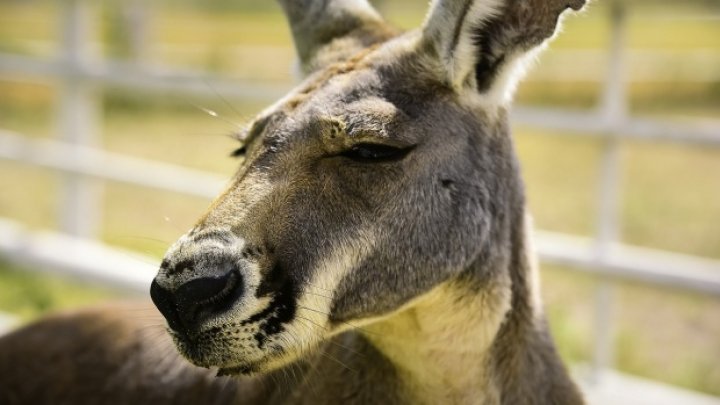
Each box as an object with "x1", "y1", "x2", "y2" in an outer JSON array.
[
  {"x1": 250, "y1": 280, "x2": 298, "y2": 349},
  {"x1": 242, "y1": 263, "x2": 298, "y2": 349}
]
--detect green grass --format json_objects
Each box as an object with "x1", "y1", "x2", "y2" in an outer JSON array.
[
  {"x1": 516, "y1": 130, "x2": 720, "y2": 260},
  {"x1": 1, "y1": 0, "x2": 719, "y2": 397},
  {"x1": 542, "y1": 265, "x2": 720, "y2": 396},
  {"x1": 0, "y1": 261, "x2": 125, "y2": 322}
]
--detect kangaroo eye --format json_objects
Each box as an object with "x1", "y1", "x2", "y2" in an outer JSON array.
[
  {"x1": 340, "y1": 143, "x2": 413, "y2": 163},
  {"x1": 230, "y1": 145, "x2": 247, "y2": 158}
]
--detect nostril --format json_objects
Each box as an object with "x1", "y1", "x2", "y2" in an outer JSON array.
[
  {"x1": 150, "y1": 264, "x2": 244, "y2": 334},
  {"x1": 177, "y1": 270, "x2": 236, "y2": 307},
  {"x1": 150, "y1": 280, "x2": 183, "y2": 333},
  {"x1": 175, "y1": 266, "x2": 244, "y2": 328},
  {"x1": 178, "y1": 270, "x2": 240, "y2": 309}
]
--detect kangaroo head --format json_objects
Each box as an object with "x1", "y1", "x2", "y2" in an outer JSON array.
[{"x1": 150, "y1": 0, "x2": 585, "y2": 376}]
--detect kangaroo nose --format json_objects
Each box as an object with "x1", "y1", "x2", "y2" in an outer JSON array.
[{"x1": 150, "y1": 262, "x2": 243, "y2": 334}]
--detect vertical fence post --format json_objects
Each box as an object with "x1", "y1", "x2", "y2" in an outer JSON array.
[
  {"x1": 58, "y1": 0, "x2": 102, "y2": 238},
  {"x1": 110, "y1": 0, "x2": 151, "y2": 62},
  {"x1": 124, "y1": 0, "x2": 150, "y2": 63},
  {"x1": 591, "y1": 0, "x2": 628, "y2": 384}
]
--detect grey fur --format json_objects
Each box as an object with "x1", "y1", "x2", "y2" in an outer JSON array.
[
  {"x1": 277, "y1": 0, "x2": 397, "y2": 74},
  {"x1": 0, "y1": 1, "x2": 587, "y2": 404}
]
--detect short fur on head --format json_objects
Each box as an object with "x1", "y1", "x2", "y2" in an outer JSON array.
[{"x1": 0, "y1": 1, "x2": 587, "y2": 404}]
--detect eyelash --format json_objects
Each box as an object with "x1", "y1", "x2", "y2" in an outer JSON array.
[
  {"x1": 230, "y1": 140, "x2": 278, "y2": 159},
  {"x1": 339, "y1": 143, "x2": 413, "y2": 163}
]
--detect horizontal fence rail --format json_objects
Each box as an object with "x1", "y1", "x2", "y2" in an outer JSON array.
[
  {"x1": 0, "y1": 219, "x2": 155, "y2": 293},
  {"x1": 1, "y1": 52, "x2": 718, "y2": 145},
  {"x1": 2, "y1": 218, "x2": 720, "y2": 297},
  {"x1": 536, "y1": 232, "x2": 720, "y2": 296},
  {"x1": 0, "y1": 53, "x2": 289, "y2": 103},
  {"x1": 512, "y1": 107, "x2": 720, "y2": 146},
  {"x1": 0, "y1": 130, "x2": 227, "y2": 198}
]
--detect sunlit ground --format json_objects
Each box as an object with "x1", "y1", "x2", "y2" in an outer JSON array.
[{"x1": 0, "y1": 0, "x2": 719, "y2": 396}]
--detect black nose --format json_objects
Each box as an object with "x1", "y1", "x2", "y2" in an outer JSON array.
[{"x1": 150, "y1": 262, "x2": 243, "y2": 334}]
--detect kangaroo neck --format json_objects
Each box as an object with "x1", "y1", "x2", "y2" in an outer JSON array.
[{"x1": 357, "y1": 277, "x2": 513, "y2": 405}]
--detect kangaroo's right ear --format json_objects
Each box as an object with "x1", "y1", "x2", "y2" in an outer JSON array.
[
  {"x1": 420, "y1": 0, "x2": 586, "y2": 108},
  {"x1": 278, "y1": 0, "x2": 397, "y2": 76}
]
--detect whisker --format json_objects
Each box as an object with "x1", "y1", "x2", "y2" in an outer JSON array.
[
  {"x1": 293, "y1": 317, "x2": 365, "y2": 358},
  {"x1": 276, "y1": 332, "x2": 300, "y2": 359},
  {"x1": 152, "y1": 343, "x2": 180, "y2": 369},
  {"x1": 295, "y1": 315, "x2": 327, "y2": 331},
  {"x1": 120, "y1": 308, "x2": 162, "y2": 314},
  {"x1": 106, "y1": 248, "x2": 161, "y2": 267},
  {"x1": 190, "y1": 102, "x2": 243, "y2": 130},
  {"x1": 275, "y1": 332, "x2": 305, "y2": 389},
  {"x1": 182, "y1": 131, "x2": 241, "y2": 138},
  {"x1": 279, "y1": 365, "x2": 290, "y2": 389},
  {"x1": 131, "y1": 323, "x2": 166, "y2": 331},
  {"x1": 138, "y1": 327, "x2": 171, "y2": 342},
  {"x1": 326, "y1": 336, "x2": 365, "y2": 358},
  {"x1": 302, "y1": 284, "x2": 335, "y2": 293},
  {"x1": 293, "y1": 318, "x2": 357, "y2": 376},
  {"x1": 317, "y1": 348, "x2": 357, "y2": 374},
  {"x1": 298, "y1": 344, "x2": 322, "y2": 397},
  {"x1": 297, "y1": 305, "x2": 382, "y2": 337},
  {"x1": 218, "y1": 371, "x2": 236, "y2": 395},
  {"x1": 298, "y1": 289, "x2": 333, "y2": 300},
  {"x1": 268, "y1": 370, "x2": 281, "y2": 390},
  {"x1": 204, "y1": 79, "x2": 246, "y2": 122},
  {"x1": 136, "y1": 323, "x2": 166, "y2": 331},
  {"x1": 113, "y1": 235, "x2": 170, "y2": 245},
  {"x1": 288, "y1": 348, "x2": 303, "y2": 385}
]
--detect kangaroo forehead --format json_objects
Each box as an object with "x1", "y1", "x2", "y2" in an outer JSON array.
[
  {"x1": 315, "y1": 97, "x2": 406, "y2": 138},
  {"x1": 252, "y1": 93, "x2": 420, "y2": 146},
  {"x1": 243, "y1": 46, "x2": 449, "y2": 145}
]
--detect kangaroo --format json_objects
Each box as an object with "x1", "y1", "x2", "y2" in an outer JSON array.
[{"x1": 0, "y1": 0, "x2": 587, "y2": 404}]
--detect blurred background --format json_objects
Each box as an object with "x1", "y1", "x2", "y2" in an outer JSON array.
[{"x1": 0, "y1": 0, "x2": 718, "y2": 403}]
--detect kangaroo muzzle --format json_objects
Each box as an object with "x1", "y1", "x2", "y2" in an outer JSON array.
[{"x1": 150, "y1": 229, "x2": 254, "y2": 337}]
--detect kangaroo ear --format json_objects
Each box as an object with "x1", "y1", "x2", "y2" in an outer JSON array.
[
  {"x1": 278, "y1": 0, "x2": 397, "y2": 76},
  {"x1": 421, "y1": 0, "x2": 586, "y2": 105}
]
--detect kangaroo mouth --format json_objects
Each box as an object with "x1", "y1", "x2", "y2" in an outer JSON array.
[
  {"x1": 217, "y1": 364, "x2": 257, "y2": 376},
  {"x1": 170, "y1": 279, "x2": 300, "y2": 373},
  {"x1": 214, "y1": 353, "x2": 282, "y2": 376}
]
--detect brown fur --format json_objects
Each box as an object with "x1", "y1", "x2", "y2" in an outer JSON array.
[{"x1": 0, "y1": 303, "x2": 244, "y2": 405}]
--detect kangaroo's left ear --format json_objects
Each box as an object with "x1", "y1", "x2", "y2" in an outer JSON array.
[
  {"x1": 278, "y1": 0, "x2": 397, "y2": 76},
  {"x1": 421, "y1": 0, "x2": 586, "y2": 105}
]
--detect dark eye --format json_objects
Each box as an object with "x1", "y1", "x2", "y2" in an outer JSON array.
[
  {"x1": 340, "y1": 143, "x2": 413, "y2": 163},
  {"x1": 230, "y1": 145, "x2": 247, "y2": 158}
]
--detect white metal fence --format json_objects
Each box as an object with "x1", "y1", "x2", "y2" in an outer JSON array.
[{"x1": 1, "y1": 0, "x2": 719, "y2": 400}]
